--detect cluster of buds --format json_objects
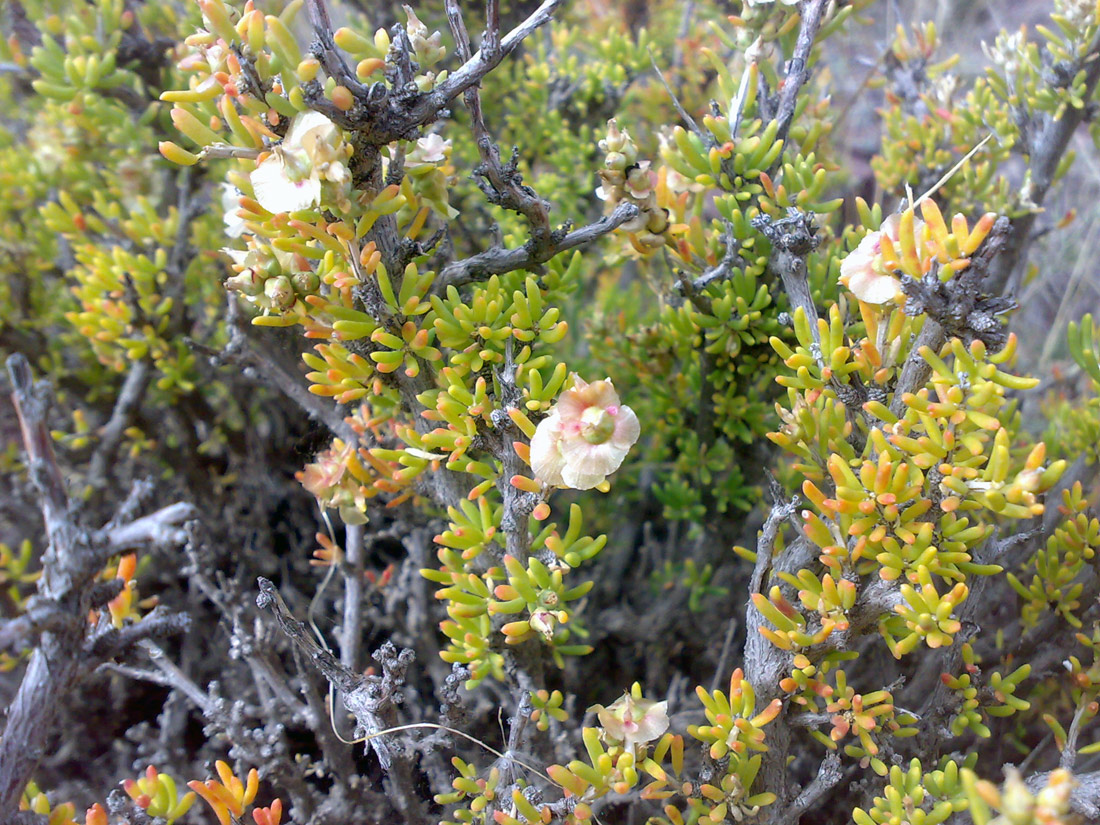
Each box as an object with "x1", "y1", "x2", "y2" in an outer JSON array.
[
  {"x1": 223, "y1": 242, "x2": 319, "y2": 312},
  {"x1": 597, "y1": 119, "x2": 669, "y2": 253}
]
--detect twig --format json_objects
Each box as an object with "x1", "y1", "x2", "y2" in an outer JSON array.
[
  {"x1": 445, "y1": 0, "x2": 555, "y2": 260},
  {"x1": 256, "y1": 576, "x2": 425, "y2": 825},
  {"x1": 0, "y1": 358, "x2": 90, "y2": 820},
  {"x1": 256, "y1": 577, "x2": 360, "y2": 692},
  {"x1": 389, "y1": 0, "x2": 565, "y2": 139},
  {"x1": 1062, "y1": 696, "x2": 1093, "y2": 772},
  {"x1": 304, "y1": 0, "x2": 366, "y2": 99},
  {"x1": 200, "y1": 144, "x2": 262, "y2": 160},
  {"x1": 0, "y1": 603, "x2": 68, "y2": 655},
  {"x1": 496, "y1": 690, "x2": 534, "y2": 790},
  {"x1": 341, "y1": 522, "x2": 365, "y2": 674},
  {"x1": 769, "y1": 0, "x2": 830, "y2": 174},
  {"x1": 98, "y1": 502, "x2": 197, "y2": 553},
  {"x1": 742, "y1": 485, "x2": 800, "y2": 816},
  {"x1": 85, "y1": 608, "x2": 190, "y2": 661},
  {"x1": 679, "y1": 222, "x2": 742, "y2": 295},
  {"x1": 889, "y1": 216, "x2": 1013, "y2": 417},
  {"x1": 303, "y1": 0, "x2": 564, "y2": 143},
  {"x1": 889, "y1": 321, "x2": 945, "y2": 418},
  {"x1": 752, "y1": 208, "x2": 822, "y2": 340},
  {"x1": 490, "y1": 340, "x2": 539, "y2": 561},
  {"x1": 8, "y1": 355, "x2": 68, "y2": 531},
  {"x1": 778, "y1": 751, "x2": 843, "y2": 824},
  {"x1": 97, "y1": 661, "x2": 178, "y2": 689},
  {"x1": 434, "y1": 202, "x2": 639, "y2": 292},
  {"x1": 88, "y1": 359, "x2": 152, "y2": 485},
  {"x1": 650, "y1": 51, "x2": 704, "y2": 140},
  {"x1": 985, "y1": 27, "x2": 1100, "y2": 296}
]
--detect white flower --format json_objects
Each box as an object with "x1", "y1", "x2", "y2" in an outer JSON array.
[
  {"x1": 590, "y1": 692, "x2": 669, "y2": 753},
  {"x1": 839, "y1": 214, "x2": 924, "y2": 305},
  {"x1": 250, "y1": 111, "x2": 350, "y2": 214},
  {"x1": 221, "y1": 183, "x2": 247, "y2": 238},
  {"x1": 405, "y1": 133, "x2": 450, "y2": 166},
  {"x1": 530, "y1": 377, "x2": 640, "y2": 490}
]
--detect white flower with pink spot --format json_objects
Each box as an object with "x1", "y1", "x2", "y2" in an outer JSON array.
[{"x1": 530, "y1": 377, "x2": 640, "y2": 490}]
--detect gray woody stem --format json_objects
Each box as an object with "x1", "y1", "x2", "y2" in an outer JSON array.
[
  {"x1": 0, "y1": 355, "x2": 193, "y2": 822},
  {"x1": 256, "y1": 578, "x2": 429, "y2": 825},
  {"x1": 769, "y1": 0, "x2": 830, "y2": 174}
]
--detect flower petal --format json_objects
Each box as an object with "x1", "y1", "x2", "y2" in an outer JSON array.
[
  {"x1": 559, "y1": 440, "x2": 628, "y2": 489},
  {"x1": 631, "y1": 700, "x2": 669, "y2": 744},
  {"x1": 221, "y1": 183, "x2": 247, "y2": 238},
  {"x1": 530, "y1": 413, "x2": 566, "y2": 487},
  {"x1": 284, "y1": 110, "x2": 337, "y2": 151},
  {"x1": 560, "y1": 463, "x2": 610, "y2": 491},
  {"x1": 610, "y1": 405, "x2": 640, "y2": 449},
  {"x1": 251, "y1": 157, "x2": 321, "y2": 214},
  {"x1": 557, "y1": 377, "x2": 618, "y2": 421},
  {"x1": 223, "y1": 248, "x2": 249, "y2": 266},
  {"x1": 847, "y1": 270, "x2": 900, "y2": 304}
]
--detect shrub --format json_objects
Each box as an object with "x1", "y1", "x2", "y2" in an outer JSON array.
[{"x1": 4, "y1": 0, "x2": 1100, "y2": 823}]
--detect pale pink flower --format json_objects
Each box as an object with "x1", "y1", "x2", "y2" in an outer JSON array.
[
  {"x1": 530, "y1": 377, "x2": 640, "y2": 490},
  {"x1": 590, "y1": 692, "x2": 669, "y2": 753},
  {"x1": 839, "y1": 214, "x2": 924, "y2": 304}
]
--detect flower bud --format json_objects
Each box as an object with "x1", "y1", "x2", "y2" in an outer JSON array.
[
  {"x1": 604, "y1": 151, "x2": 628, "y2": 171},
  {"x1": 291, "y1": 271, "x2": 320, "y2": 295},
  {"x1": 226, "y1": 269, "x2": 264, "y2": 296},
  {"x1": 264, "y1": 275, "x2": 296, "y2": 309}
]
